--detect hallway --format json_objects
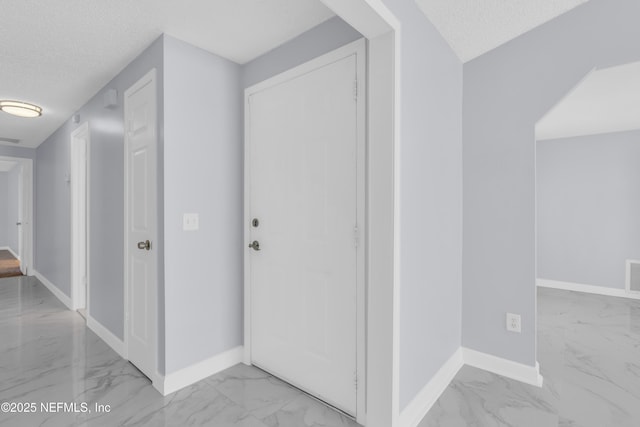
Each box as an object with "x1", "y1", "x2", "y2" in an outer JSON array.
[{"x1": 0, "y1": 276, "x2": 358, "y2": 427}]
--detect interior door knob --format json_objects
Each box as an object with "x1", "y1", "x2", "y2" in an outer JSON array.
[
  {"x1": 16, "y1": 222, "x2": 21, "y2": 226},
  {"x1": 248, "y1": 240, "x2": 260, "y2": 251},
  {"x1": 137, "y1": 240, "x2": 151, "y2": 250}
]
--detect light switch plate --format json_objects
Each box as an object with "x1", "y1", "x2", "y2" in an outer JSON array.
[{"x1": 183, "y1": 213, "x2": 199, "y2": 231}]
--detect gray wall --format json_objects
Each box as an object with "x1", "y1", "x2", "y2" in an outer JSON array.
[
  {"x1": 462, "y1": 0, "x2": 640, "y2": 365},
  {"x1": 6, "y1": 165, "x2": 20, "y2": 253},
  {"x1": 537, "y1": 130, "x2": 640, "y2": 289},
  {"x1": 380, "y1": 1, "x2": 463, "y2": 410},
  {"x1": 35, "y1": 36, "x2": 164, "y2": 340},
  {"x1": 0, "y1": 173, "x2": 7, "y2": 247},
  {"x1": 162, "y1": 35, "x2": 242, "y2": 374}
]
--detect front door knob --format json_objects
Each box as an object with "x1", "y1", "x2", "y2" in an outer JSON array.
[
  {"x1": 248, "y1": 240, "x2": 260, "y2": 251},
  {"x1": 137, "y1": 240, "x2": 151, "y2": 251}
]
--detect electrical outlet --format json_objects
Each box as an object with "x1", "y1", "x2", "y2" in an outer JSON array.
[{"x1": 506, "y1": 313, "x2": 521, "y2": 333}]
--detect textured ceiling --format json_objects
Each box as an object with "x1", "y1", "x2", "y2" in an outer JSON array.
[
  {"x1": 1, "y1": 0, "x2": 602, "y2": 149},
  {"x1": 0, "y1": 0, "x2": 334, "y2": 148},
  {"x1": 416, "y1": 0, "x2": 590, "y2": 62},
  {"x1": 536, "y1": 60, "x2": 640, "y2": 141}
]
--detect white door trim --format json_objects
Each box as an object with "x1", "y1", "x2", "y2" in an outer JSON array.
[
  {"x1": 123, "y1": 68, "x2": 159, "y2": 385},
  {"x1": 0, "y1": 155, "x2": 33, "y2": 276},
  {"x1": 244, "y1": 38, "x2": 366, "y2": 423},
  {"x1": 70, "y1": 122, "x2": 90, "y2": 312}
]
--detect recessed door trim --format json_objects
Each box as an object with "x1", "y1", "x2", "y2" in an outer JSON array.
[{"x1": 244, "y1": 38, "x2": 367, "y2": 422}]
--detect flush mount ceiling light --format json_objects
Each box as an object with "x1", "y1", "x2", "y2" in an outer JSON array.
[{"x1": 0, "y1": 100, "x2": 43, "y2": 118}]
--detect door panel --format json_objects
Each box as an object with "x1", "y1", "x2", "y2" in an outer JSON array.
[
  {"x1": 131, "y1": 258, "x2": 148, "y2": 342},
  {"x1": 248, "y1": 54, "x2": 359, "y2": 415}
]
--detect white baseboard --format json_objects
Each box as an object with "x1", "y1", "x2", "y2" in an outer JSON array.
[
  {"x1": 399, "y1": 348, "x2": 464, "y2": 427},
  {"x1": 398, "y1": 346, "x2": 543, "y2": 427},
  {"x1": 537, "y1": 278, "x2": 640, "y2": 300},
  {"x1": 462, "y1": 347, "x2": 543, "y2": 387},
  {"x1": 86, "y1": 314, "x2": 126, "y2": 359},
  {"x1": 0, "y1": 246, "x2": 20, "y2": 261},
  {"x1": 155, "y1": 346, "x2": 244, "y2": 396},
  {"x1": 32, "y1": 269, "x2": 73, "y2": 310}
]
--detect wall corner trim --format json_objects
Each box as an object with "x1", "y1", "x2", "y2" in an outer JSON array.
[
  {"x1": 32, "y1": 269, "x2": 74, "y2": 310},
  {"x1": 462, "y1": 347, "x2": 543, "y2": 388},
  {"x1": 537, "y1": 278, "x2": 640, "y2": 300},
  {"x1": 86, "y1": 315, "x2": 126, "y2": 359},
  {"x1": 399, "y1": 348, "x2": 464, "y2": 427},
  {"x1": 154, "y1": 346, "x2": 244, "y2": 396}
]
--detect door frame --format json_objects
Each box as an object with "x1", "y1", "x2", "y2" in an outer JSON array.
[
  {"x1": 70, "y1": 122, "x2": 90, "y2": 312},
  {"x1": 244, "y1": 38, "x2": 367, "y2": 422},
  {"x1": 123, "y1": 68, "x2": 159, "y2": 384},
  {"x1": 0, "y1": 155, "x2": 33, "y2": 275}
]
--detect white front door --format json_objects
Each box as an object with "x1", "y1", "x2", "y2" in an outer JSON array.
[
  {"x1": 124, "y1": 69, "x2": 158, "y2": 381},
  {"x1": 246, "y1": 42, "x2": 364, "y2": 416}
]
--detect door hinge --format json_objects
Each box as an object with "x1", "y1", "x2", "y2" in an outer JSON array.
[
  {"x1": 354, "y1": 225, "x2": 359, "y2": 248},
  {"x1": 354, "y1": 371, "x2": 358, "y2": 390},
  {"x1": 353, "y1": 79, "x2": 358, "y2": 101}
]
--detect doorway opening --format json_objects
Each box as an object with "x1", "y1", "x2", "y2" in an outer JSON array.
[
  {"x1": 535, "y1": 59, "x2": 640, "y2": 364},
  {"x1": 535, "y1": 61, "x2": 640, "y2": 295},
  {"x1": 0, "y1": 155, "x2": 33, "y2": 278}
]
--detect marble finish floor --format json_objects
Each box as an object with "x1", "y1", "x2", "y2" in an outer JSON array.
[
  {"x1": 3, "y1": 276, "x2": 639, "y2": 426},
  {"x1": 419, "y1": 287, "x2": 640, "y2": 426},
  {"x1": 0, "y1": 276, "x2": 359, "y2": 427}
]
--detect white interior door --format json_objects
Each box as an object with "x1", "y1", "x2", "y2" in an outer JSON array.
[
  {"x1": 125, "y1": 69, "x2": 158, "y2": 381},
  {"x1": 17, "y1": 164, "x2": 24, "y2": 274},
  {"x1": 71, "y1": 123, "x2": 89, "y2": 311},
  {"x1": 247, "y1": 42, "x2": 364, "y2": 416}
]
